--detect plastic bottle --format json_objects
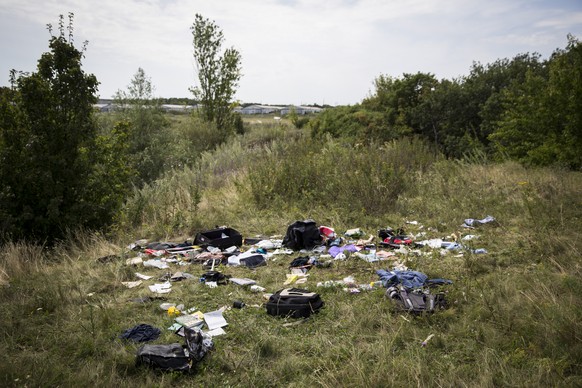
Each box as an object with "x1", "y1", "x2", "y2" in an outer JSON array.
[{"x1": 250, "y1": 285, "x2": 266, "y2": 293}]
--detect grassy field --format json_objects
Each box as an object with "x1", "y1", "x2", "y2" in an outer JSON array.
[{"x1": 1, "y1": 119, "x2": 581, "y2": 387}]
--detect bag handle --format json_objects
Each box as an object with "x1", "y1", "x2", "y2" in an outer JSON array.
[{"x1": 279, "y1": 288, "x2": 317, "y2": 298}]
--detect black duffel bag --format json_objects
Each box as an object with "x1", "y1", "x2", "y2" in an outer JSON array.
[{"x1": 266, "y1": 288, "x2": 324, "y2": 318}]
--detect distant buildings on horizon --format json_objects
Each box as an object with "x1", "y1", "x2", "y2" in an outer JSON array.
[{"x1": 94, "y1": 99, "x2": 324, "y2": 115}]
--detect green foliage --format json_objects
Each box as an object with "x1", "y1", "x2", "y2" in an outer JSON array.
[
  {"x1": 313, "y1": 41, "x2": 581, "y2": 170},
  {"x1": 287, "y1": 106, "x2": 310, "y2": 129},
  {"x1": 464, "y1": 53, "x2": 546, "y2": 146},
  {"x1": 364, "y1": 72, "x2": 439, "y2": 135},
  {"x1": 113, "y1": 68, "x2": 172, "y2": 185},
  {"x1": 171, "y1": 114, "x2": 231, "y2": 163},
  {"x1": 287, "y1": 106, "x2": 299, "y2": 127},
  {"x1": 191, "y1": 14, "x2": 242, "y2": 133},
  {"x1": 310, "y1": 104, "x2": 408, "y2": 143},
  {"x1": 88, "y1": 121, "x2": 134, "y2": 219},
  {"x1": 232, "y1": 112, "x2": 246, "y2": 135},
  {"x1": 490, "y1": 35, "x2": 582, "y2": 169},
  {"x1": 0, "y1": 14, "x2": 129, "y2": 242},
  {"x1": 247, "y1": 136, "x2": 439, "y2": 221}
]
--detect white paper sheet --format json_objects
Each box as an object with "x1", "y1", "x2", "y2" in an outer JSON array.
[{"x1": 204, "y1": 310, "x2": 228, "y2": 331}]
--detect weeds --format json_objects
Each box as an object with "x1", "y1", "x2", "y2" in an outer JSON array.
[{"x1": 1, "y1": 120, "x2": 581, "y2": 386}]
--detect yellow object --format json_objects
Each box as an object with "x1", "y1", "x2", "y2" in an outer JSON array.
[
  {"x1": 284, "y1": 274, "x2": 298, "y2": 285},
  {"x1": 167, "y1": 306, "x2": 181, "y2": 317},
  {"x1": 190, "y1": 311, "x2": 204, "y2": 320}
]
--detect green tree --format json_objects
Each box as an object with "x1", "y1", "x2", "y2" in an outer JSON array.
[
  {"x1": 410, "y1": 78, "x2": 485, "y2": 158},
  {"x1": 463, "y1": 53, "x2": 545, "y2": 150},
  {"x1": 287, "y1": 106, "x2": 309, "y2": 129},
  {"x1": 309, "y1": 104, "x2": 397, "y2": 144},
  {"x1": 113, "y1": 68, "x2": 171, "y2": 185},
  {"x1": 0, "y1": 14, "x2": 130, "y2": 242},
  {"x1": 357, "y1": 72, "x2": 437, "y2": 142},
  {"x1": 406, "y1": 55, "x2": 544, "y2": 159},
  {"x1": 545, "y1": 35, "x2": 582, "y2": 169},
  {"x1": 288, "y1": 106, "x2": 299, "y2": 127},
  {"x1": 490, "y1": 35, "x2": 582, "y2": 169},
  {"x1": 190, "y1": 14, "x2": 242, "y2": 133}
]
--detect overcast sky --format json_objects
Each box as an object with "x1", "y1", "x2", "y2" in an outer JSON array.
[{"x1": 1, "y1": 0, "x2": 581, "y2": 106}]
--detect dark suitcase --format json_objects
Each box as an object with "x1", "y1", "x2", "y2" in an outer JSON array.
[
  {"x1": 266, "y1": 288, "x2": 324, "y2": 318},
  {"x1": 194, "y1": 227, "x2": 243, "y2": 249}
]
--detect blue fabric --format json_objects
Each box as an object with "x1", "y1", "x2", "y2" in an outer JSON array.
[
  {"x1": 441, "y1": 241, "x2": 463, "y2": 250},
  {"x1": 328, "y1": 237, "x2": 343, "y2": 247},
  {"x1": 120, "y1": 324, "x2": 161, "y2": 343},
  {"x1": 426, "y1": 278, "x2": 453, "y2": 286},
  {"x1": 376, "y1": 270, "x2": 428, "y2": 289},
  {"x1": 376, "y1": 269, "x2": 453, "y2": 289}
]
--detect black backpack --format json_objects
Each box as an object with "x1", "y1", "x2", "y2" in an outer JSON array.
[
  {"x1": 386, "y1": 285, "x2": 447, "y2": 314},
  {"x1": 282, "y1": 220, "x2": 323, "y2": 250},
  {"x1": 266, "y1": 288, "x2": 324, "y2": 318}
]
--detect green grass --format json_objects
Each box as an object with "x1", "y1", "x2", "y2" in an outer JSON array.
[{"x1": 1, "y1": 121, "x2": 581, "y2": 387}]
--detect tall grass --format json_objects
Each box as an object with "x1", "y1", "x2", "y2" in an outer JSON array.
[
  {"x1": 1, "y1": 120, "x2": 581, "y2": 387},
  {"x1": 0, "y1": 241, "x2": 46, "y2": 286},
  {"x1": 114, "y1": 123, "x2": 306, "y2": 238},
  {"x1": 114, "y1": 167, "x2": 202, "y2": 239},
  {"x1": 246, "y1": 136, "x2": 439, "y2": 223}
]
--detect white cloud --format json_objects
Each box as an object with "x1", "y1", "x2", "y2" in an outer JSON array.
[{"x1": 536, "y1": 12, "x2": 582, "y2": 30}]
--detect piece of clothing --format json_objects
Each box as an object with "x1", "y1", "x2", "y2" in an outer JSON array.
[
  {"x1": 289, "y1": 256, "x2": 311, "y2": 268},
  {"x1": 328, "y1": 244, "x2": 358, "y2": 258},
  {"x1": 377, "y1": 269, "x2": 453, "y2": 289},
  {"x1": 463, "y1": 215, "x2": 495, "y2": 227},
  {"x1": 376, "y1": 270, "x2": 428, "y2": 289},
  {"x1": 120, "y1": 324, "x2": 161, "y2": 343}
]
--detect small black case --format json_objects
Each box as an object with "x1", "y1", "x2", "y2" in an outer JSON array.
[
  {"x1": 266, "y1": 288, "x2": 324, "y2": 318},
  {"x1": 194, "y1": 227, "x2": 243, "y2": 249}
]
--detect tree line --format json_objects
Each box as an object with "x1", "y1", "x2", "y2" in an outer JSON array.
[{"x1": 311, "y1": 35, "x2": 582, "y2": 169}]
